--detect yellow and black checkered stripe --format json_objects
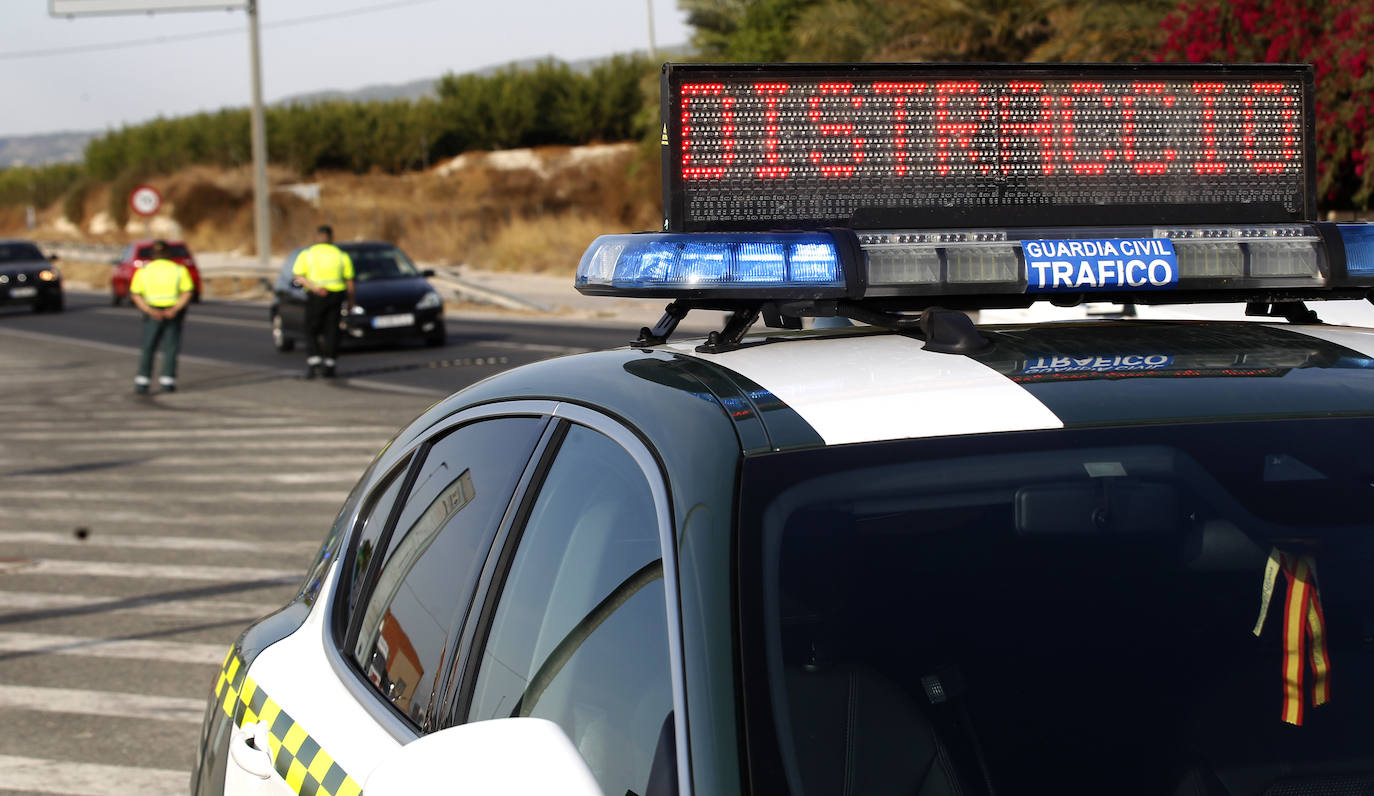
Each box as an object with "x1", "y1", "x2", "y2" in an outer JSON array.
[{"x1": 216, "y1": 647, "x2": 364, "y2": 796}]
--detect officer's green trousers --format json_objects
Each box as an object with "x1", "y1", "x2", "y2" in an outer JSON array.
[{"x1": 137, "y1": 310, "x2": 185, "y2": 383}]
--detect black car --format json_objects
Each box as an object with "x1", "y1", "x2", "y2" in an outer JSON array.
[
  {"x1": 0, "y1": 239, "x2": 63, "y2": 313},
  {"x1": 271, "y1": 241, "x2": 445, "y2": 351}
]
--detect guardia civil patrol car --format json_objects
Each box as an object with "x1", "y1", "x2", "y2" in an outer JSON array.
[{"x1": 194, "y1": 63, "x2": 1374, "y2": 796}]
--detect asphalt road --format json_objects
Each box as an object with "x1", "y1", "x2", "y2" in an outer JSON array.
[
  {"x1": 0, "y1": 292, "x2": 643, "y2": 796},
  {"x1": 0, "y1": 290, "x2": 639, "y2": 396}
]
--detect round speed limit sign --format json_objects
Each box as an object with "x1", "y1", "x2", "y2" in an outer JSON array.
[{"x1": 129, "y1": 185, "x2": 162, "y2": 217}]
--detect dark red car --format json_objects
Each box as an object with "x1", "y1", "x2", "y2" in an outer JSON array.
[{"x1": 110, "y1": 239, "x2": 202, "y2": 306}]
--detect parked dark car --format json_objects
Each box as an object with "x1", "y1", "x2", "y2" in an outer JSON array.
[
  {"x1": 0, "y1": 239, "x2": 63, "y2": 312},
  {"x1": 111, "y1": 239, "x2": 202, "y2": 306},
  {"x1": 271, "y1": 241, "x2": 446, "y2": 351}
]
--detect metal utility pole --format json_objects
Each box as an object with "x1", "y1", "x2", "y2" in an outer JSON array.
[
  {"x1": 51, "y1": 1, "x2": 269, "y2": 265},
  {"x1": 247, "y1": 0, "x2": 271, "y2": 270},
  {"x1": 646, "y1": 0, "x2": 657, "y2": 61}
]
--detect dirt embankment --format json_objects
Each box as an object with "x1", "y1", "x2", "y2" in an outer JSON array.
[{"x1": 11, "y1": 141, "x2": 660, "y2": 276}]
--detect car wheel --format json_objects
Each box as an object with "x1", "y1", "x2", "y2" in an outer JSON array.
[
  {"x1": 48, "y1": 294, "x2": 65, "y2": 313},
  {"x1": 272, "y1": 311, "x2": 295, "y2": 352},
  {"x1": 424, "y1": 322, "x2": 446, "y2": 347},
  {"x1": 192, "y1": 291, "x2": 201, "y2": 304},
  {"x1": 111, "y1": 292, "x2": 123, "y2": 307}
]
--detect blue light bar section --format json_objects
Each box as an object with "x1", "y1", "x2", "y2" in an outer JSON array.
[
  {"x1": 576, "y1": 233, "x2": 843, "y2": 291},
  {"x1": 1338, "y1": 224, "x2": 1374, "y2": 277}
]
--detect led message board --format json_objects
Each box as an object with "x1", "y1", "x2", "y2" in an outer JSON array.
[{"x1": 661, "y1": 64, "x2": 1315, "y2": 232}]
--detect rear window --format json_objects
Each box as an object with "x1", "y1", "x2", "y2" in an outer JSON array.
[
  {"x1": 136, "y1": 244, "x2": 191, "y2": 259},
  {"x1": 739, "y1": 417, "x2": 1374, "y2": 795}
]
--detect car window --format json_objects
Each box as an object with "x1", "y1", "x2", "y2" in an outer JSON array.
[
  {"x1": 136, "y1": 244, "x2": 190, "y2": 258},
  {"x1": 467, "y1": 423, "x2": 672, "y2": 796},
  {"x1": 349, "y1": 247, "x2": 421, "y2": 282},
  {"x1": 738, "y1": 418, "x2": 1374, "y2": 796},
  {"x1": 341, "y1": 459, "x2": 411, "y2": 618},
  {"x1": 0, "y1": 243, "x2": 44, "y2": 262},
  {"x1": 299, "y1": 454, "x2": 408, "y2": 606},
  {"x1": 276, "y1": 252, "x2": 302, "y2": 291},
  {"x1": 351, "y1": 417, "x2": 545, "y2": 726}
]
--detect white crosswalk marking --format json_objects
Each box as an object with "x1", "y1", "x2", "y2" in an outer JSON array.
[
  {"x1": 0, "y1": 590, "x2": 271, "y2": 620},
  {"x1": 6, "y1": 425, "x2": 396, "y2": 440},
  {"x1": 0, "y1": 332, "x2": 432, "y2": 796},
  {"x1": 0, "y1": 558, "x2": 302, "y2": 582},
  {"x1": 0, "y1": 488, "x2": 347, "y2": 503},
  {"x1": 0, "y1": 530, "x2": 318, "y2": 556},
  {"x1": 0, "y1": 632, "x2": 227, "y2": 665},
  {"x1": 0, "y1": 683, "x2": 205, "y2": 724},
  {"x1": 0, "y1": 754, "x2": 188, "y2": 795}
]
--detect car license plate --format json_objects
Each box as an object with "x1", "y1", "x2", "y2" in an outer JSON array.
[
  {"x1": 371, "y1": 313, "x2": 414, "y2": 329},
  {"x1": 10, "y1": 287, "x2": 36, "y2": 298}
]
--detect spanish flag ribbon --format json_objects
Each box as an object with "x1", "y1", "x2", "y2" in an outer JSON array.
[{"x1": 1253, "y1": 547, "x2": 1330, "y2": 726}]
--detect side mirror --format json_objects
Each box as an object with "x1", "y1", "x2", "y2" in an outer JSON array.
[
  {"x1": 48, "y1": 253, "x2": 60, "y2": 262},
  {"x1": 365, "y1": 718, "x2": 601, "y2": 795},
  {"x1": 421, "y1": 268, "x2": 436, "y2": 278}
]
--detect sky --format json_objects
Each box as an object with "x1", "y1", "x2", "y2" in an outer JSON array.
[{"x1": 0, "y1": 0, "x2": 692, "y2": 137}]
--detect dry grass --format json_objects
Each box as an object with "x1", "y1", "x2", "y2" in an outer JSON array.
[{"x1": 469, "y1": 213, "x2": 620, "y2": 274}]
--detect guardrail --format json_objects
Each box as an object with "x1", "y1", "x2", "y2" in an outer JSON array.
[{"x1": 38, "y1": 240, "x2": 123, "y2": 263}]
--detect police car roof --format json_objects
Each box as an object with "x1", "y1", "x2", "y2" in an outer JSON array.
[{"x1": 404, "y1": 319, "x2": 1374, "y2": 458}]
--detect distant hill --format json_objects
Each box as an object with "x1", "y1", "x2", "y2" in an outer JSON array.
[
  {"x1": 5, "y1": 45, "x2": 688, "y2": 165},
  {"x1": 1, "y1": 131, "x2": 96, "y2": 168},
  {"x1": 275, "y1": 45, "x2": 687, "y2": 107}
]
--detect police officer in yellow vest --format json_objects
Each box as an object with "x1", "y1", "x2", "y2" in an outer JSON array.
[
  {"x1": 129, "y1": 240, "x2": 194, "y2": 394},
  {"x1": 292, "y1": 225, "x2": 355, "y2": 378}
]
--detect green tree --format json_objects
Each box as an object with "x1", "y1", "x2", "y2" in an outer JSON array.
[{"x1": 682, "y1": 0, "x2": 825, "y2": 61}]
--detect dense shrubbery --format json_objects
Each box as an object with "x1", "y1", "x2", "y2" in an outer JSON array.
[
  {"x1": 0, "y1": 163, "x2": 85, "y2": 210},
  {"x1": 1155, "y1": 0, "x2": 1374, "y2": 207},
  {"x1": 80, "y1": 54, "x2": 655, "y2": 181}
]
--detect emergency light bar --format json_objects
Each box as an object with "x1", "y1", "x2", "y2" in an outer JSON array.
[
  {"x1": 661, "y1": 63, "x2": 1315, "y2": 232},
  {"x1": 575, "y1": 223, "x2": 1374, "y2": 307}
]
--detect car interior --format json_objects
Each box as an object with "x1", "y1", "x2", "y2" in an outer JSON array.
[{"x1": 759, "y1": 426, "x2": 1374, "y2": 796}]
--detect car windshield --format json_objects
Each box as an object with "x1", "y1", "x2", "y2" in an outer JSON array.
[
  {"x1": 349, "y1": 247, "x2": 420, "y2": 282},
  {"x1": 739, "y1": 417, "x2": 1374, "y2": 796},
  {"x1": 0, "y1": 243, "x2": 45, "y2": 263},
  {"x1": 136, "y1": 244, "x2": 190, "y2": 259}
]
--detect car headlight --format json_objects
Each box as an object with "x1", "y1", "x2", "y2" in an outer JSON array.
[
  {"x1": 349, "y1": 304, "x2": 367, "y2": 315},
  {"x1": 39, "y1": 269, "x2": 59, "y2": 281},
  {"x1": 416, "y1": 291, "x2": 442, "y2": 311}
]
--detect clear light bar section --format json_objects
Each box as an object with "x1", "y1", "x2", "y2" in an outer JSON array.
[
  {"x1": 576, "y1": 233, "x2": 843, "y2": 290},
  {"x1": 947, "y1": 245, "x2": 1020, "y2": 284},
  {"x1": 1158, "y1": 224, "x2": 1323, "y2": 280}
]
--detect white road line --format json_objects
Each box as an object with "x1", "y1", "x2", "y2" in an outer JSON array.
[
  {"x1": 0, "y1": 558, "x2": 302, "y2": 583},
  {"x1": 0, "y1": 530, "x2": 318, "y2": 556},
  {"x1": 0, "y1": 590, "x2": 271, "y2": 621},
  {"x1": 0, "y1": 508, "x2": 327, "y2": 526},
  {"x1": 0, "y1": 753, "x2": 188, "y2": 795},
  {"x1": 116, "y1": 454, "x2": 374, "y2": 468},
  {"x1": 0, "y1": 489, "x2": 345, "y2": 504},
  {"x1": 0, "y1": 684, "x2": 205, "y2": 724},
  {"x1": 93, "y1": 306, "x2": 266, "y2": 331},
  {"x1": 58, "y1": 440, "x2": 384, "y2": 452},
  {"x1": 0, "y1": 631, "x2": 226, "y2": 665},
  {"x1": 480, "y1": 339, "x2": 589, "y2": 354},
  {"x1": 5, "y1": 470, "x2": 366, "y2": 485},
  {"x1": 0, "y1": 418, "x2": 308, "y2": 431},
  {"x1": 5, "y1": 425, "x2": 395, "y2": 440}
]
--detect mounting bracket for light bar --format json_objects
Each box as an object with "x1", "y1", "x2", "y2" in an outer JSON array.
[{"x1": 661, "y1": 62, "x2": 1316, "y2": 232}]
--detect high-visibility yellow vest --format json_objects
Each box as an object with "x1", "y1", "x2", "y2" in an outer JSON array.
[
  {"x1": 130, "y1": 259, "x2": 193, "y2": 308},
  {"x1": 292, "y1": 244, "x2": 354, "y2": 292}
]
